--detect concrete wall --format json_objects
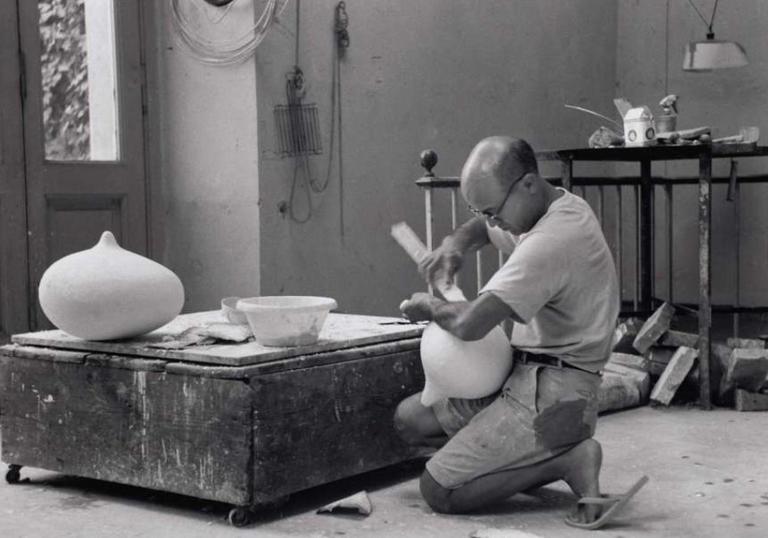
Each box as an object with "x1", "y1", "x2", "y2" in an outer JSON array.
[
  {"x1": 616, "y1": 0, "x2": 768, "y2": 306},
  {"x1": 152, "y1": 1, "x2": 261, "y2": 313},
  {"x1": 256, "y1": 0, "x2": 618, "y2": 316}
]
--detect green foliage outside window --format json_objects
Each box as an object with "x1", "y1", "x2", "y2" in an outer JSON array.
[{"x1": 39, "y1": 0, "x2": 90, "y2": 160}]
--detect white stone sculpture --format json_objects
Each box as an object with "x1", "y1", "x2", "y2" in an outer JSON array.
[
  {"x1": 420, "y1": 323, "x2": 514, "y2": 406},
  {"x1": 38, "y1": 231, "x2": 185, "y2": 341}
]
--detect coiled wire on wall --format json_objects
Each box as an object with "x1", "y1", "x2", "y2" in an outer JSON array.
[
  {"x1": 286, "y1": 1, "x2": 348, "y2": 228},
  {"x1": 169, "y1": 0, "x2": 288, "y2": 66}
]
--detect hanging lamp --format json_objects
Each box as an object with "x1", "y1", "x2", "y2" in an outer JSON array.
[{"x1": 683, "y1": 0, "x2": 748, "y2": 72}]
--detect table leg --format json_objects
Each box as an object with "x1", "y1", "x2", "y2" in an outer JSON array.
[{"x1": 698, "y1": 152, "x2": 712, "y2": 409}]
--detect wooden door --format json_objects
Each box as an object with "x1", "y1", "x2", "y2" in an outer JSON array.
[
  {"x1": 0, "y1": 2, "x2": 29, "y2": 341},
  {"x1": 18, "y1": 0, "x2": 148, "y2": 330}
]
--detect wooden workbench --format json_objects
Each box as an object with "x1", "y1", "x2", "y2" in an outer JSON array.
[{"x1": 0, "y1": 312, "x2": 425, "y2": 526}]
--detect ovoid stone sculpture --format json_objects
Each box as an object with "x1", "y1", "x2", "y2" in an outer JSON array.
[{"x1": 39, "y1": 231, "x2": 184, "y2": 341}]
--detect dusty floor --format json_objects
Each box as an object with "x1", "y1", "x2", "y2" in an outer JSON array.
[{"x1": 1, "y1": 405, "x2": 767, "y2": 537}]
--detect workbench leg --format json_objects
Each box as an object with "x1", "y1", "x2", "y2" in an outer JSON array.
[
  {"x1": 698, "y1": 153, "x2": 712, "y2": 409},
  {"x1": 5, "y1": 464, "x2": 22, "y2": 484}
]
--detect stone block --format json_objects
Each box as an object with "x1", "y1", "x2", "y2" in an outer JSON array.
[
  {"x1": 734, "y1": 389, "x2": 768, "y2": 412},
  {"x1": 726, "y1": 337, "x2": 765, "y2": 349},
  {"x1": 650, "y1": 346, "x2": 698, "y2": 406},
  {"x1": 659, "y1": 330, "x2": 699, "y2": 348},
  {"x1": 724, "y1": 348, "x2": 768, "y2": 392},
  {"x1": 633, "y1": 303, "x2": 676, "y2": 354}
]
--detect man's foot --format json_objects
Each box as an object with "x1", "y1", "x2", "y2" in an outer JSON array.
[{"x1": 561, "y1": 438, "x2": 603, "y2": 524}]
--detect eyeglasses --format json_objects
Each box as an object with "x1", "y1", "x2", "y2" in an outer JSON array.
[{"x1": 467, "y1": 176, "x2": 520, "y2": 222}]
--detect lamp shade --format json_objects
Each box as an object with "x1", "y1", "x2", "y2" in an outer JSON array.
[{"x1": 683, "y1": 39, "x2": 748, "y2": 71}]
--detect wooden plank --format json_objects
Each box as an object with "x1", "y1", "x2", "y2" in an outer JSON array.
[
  {"x1": 4, "y1": 344, "x2": 87, "y2": 364},
  {"x1": 734, "y1": 389, "x2": 768, "y2": 412},
  {"x1": 249, "y1": 349, "x2": 425, "y2": 503},
  {"x1": 11, "y1": 312, "x2": 425, "y2": 367},
  {"x1": 0, "y1": 355, "x2": 253, "y2": 505},
  {"x1": 633, "y1": 302, "x2": 676, "y2": 354},
  {"x1": 650, "y1": 346, "x2": 698, "y2": 406}
]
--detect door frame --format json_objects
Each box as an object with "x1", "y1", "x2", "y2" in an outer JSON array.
[{"x1": 0, "y1": 0, "x2": 30, "y2": 339}]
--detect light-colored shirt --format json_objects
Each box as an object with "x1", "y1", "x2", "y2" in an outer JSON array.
[{"x1": 480, "y1": 188, "x2": 619, "y2": 372}]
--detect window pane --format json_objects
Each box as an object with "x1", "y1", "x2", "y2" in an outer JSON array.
[{"x1": 38, "y1": 0, "x2": 119, "y2": 161}]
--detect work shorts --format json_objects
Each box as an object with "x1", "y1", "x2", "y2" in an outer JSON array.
[{"x1": 426, "y1": 362, "x2": 601, "y2": 489}]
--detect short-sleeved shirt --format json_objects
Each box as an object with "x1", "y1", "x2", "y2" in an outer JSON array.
[{"x1": 480, "y1": 188, "x2": 619, "y2": 372}]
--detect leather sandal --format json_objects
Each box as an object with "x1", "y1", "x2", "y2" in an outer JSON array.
[{"x1": 564, "y1": 475, "x2": 649, "y2": 530}]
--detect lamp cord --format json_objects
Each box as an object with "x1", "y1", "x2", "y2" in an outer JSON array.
[{"x1": 686, "y1": 0, "x2": 719, "y2": 34}]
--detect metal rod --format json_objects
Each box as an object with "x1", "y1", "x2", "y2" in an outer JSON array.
[
  {"x1": 561, "y1": 158, "x2": 573, "y2": 192},
  {"x1": 665, "y1": 183, "x2": 674, "y2": 303},
  {"x1": 425, "y1": 188, "x2": 434, "y2": 295},
  {"x1": 634, "y1": 184, "x2": 640, "y2": 312},
  {"x1": 616, "y1": 185, "x2": 623, "y2": 307},
  {"x1": 450, "y1": 189, "x2": 458, "y2": 230},
  {"x1": 734, "y1": 179, "x2": 741, "y2": 337},
  {"x1": 640, "y1": 159, "x2": 653, "y2": 313},
  {"x1": 476, "y1": 251, "x2": 483, "y2": 296},
  {"x1": 598, "y1": 186, "x2": 605, "y2": 227},
  {"x1": 698, "y1": 152, "x2": 712, "y2": 409}
]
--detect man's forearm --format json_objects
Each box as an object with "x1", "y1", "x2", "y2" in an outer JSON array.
[{"x1": 444, "y1": 217, "x2": 490, "y2": 255}]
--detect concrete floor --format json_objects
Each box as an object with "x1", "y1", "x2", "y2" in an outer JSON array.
[{"x1": 1, "y1": 406, "x2": 767, "y2": 537}]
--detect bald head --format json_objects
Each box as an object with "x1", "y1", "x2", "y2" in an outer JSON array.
[{"x1": 460, "y1": 136, "x2": 538, "y2": 199}]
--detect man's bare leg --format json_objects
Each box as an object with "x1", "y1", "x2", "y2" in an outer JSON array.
[
  {"x1": 393, "y1": 392, "x2": 449, "y2": 448},
  {"x1": 420, "y1": 438, "x2": 603, "y2": 523}
]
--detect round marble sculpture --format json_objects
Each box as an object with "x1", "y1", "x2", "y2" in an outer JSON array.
[
  {"x1": 419, "y1": 322, "x2": 514, "y2": 406},
  {"x1": 38, "y1": 231, "x2": 185, "y2": 341}
]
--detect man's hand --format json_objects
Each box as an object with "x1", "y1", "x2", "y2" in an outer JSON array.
[
  {"x1": 419, "y1": 236, "x2": 463, "y2": 288},
  {"x1": 399, "y1": 292, "x2": 441, "y2": 322}
]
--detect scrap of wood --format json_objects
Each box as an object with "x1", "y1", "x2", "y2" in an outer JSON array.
[
  {"x1": 726, "y1": 337, "x2": 764, "y2": 349},
  {"x1": 633, "y1": 303, "x2": 676, "y2": 354},
  {"x1": 659, "y1": 330, "x2": 699, "y2": 348},
  {"x1": 723, "y1": 348, "x2": 768, "y2": 392},
  {"x1": 316, "y1": 490, "x2": 372, "y2": 516},
  {"x1": 734, "y1": 388, "x2": 768, "y2": 412},
  {"x1": 650, "y1": 346, "x2": 698, "y2": 406}
]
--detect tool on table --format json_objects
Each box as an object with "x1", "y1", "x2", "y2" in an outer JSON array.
[
  {"x1": 712, "y1": 126, "x2": 760, "y2": 145},
  {"x1": 390, "y1": 222, "x2": 467, "y2": 302},
  {"x1": 656, "y1": 126, "x2": 711, "y2": 144}
]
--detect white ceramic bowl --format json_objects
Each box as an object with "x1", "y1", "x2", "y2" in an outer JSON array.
[
  {"x1": 236, "y1": 296, "x2": 337, "y2": 347},
  {"x1": 221, "y1": 296, "x2": 249, "y2": 325}
]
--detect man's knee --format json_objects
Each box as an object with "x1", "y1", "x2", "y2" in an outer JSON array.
[
  {"x1": 393, "y1": 397, "x2": 421, "y2": 445},
  {"x1": 419, "y1": 470, "x2": 456, "y2": 514}
]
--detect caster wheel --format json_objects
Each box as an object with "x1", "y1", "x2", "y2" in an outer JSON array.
[
  {"x1": 227, "y1": 506, "x2": 252, "y2": 527},
  {"x1": 5, "y1": 465, "x2": 22, "y2": 484}
]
